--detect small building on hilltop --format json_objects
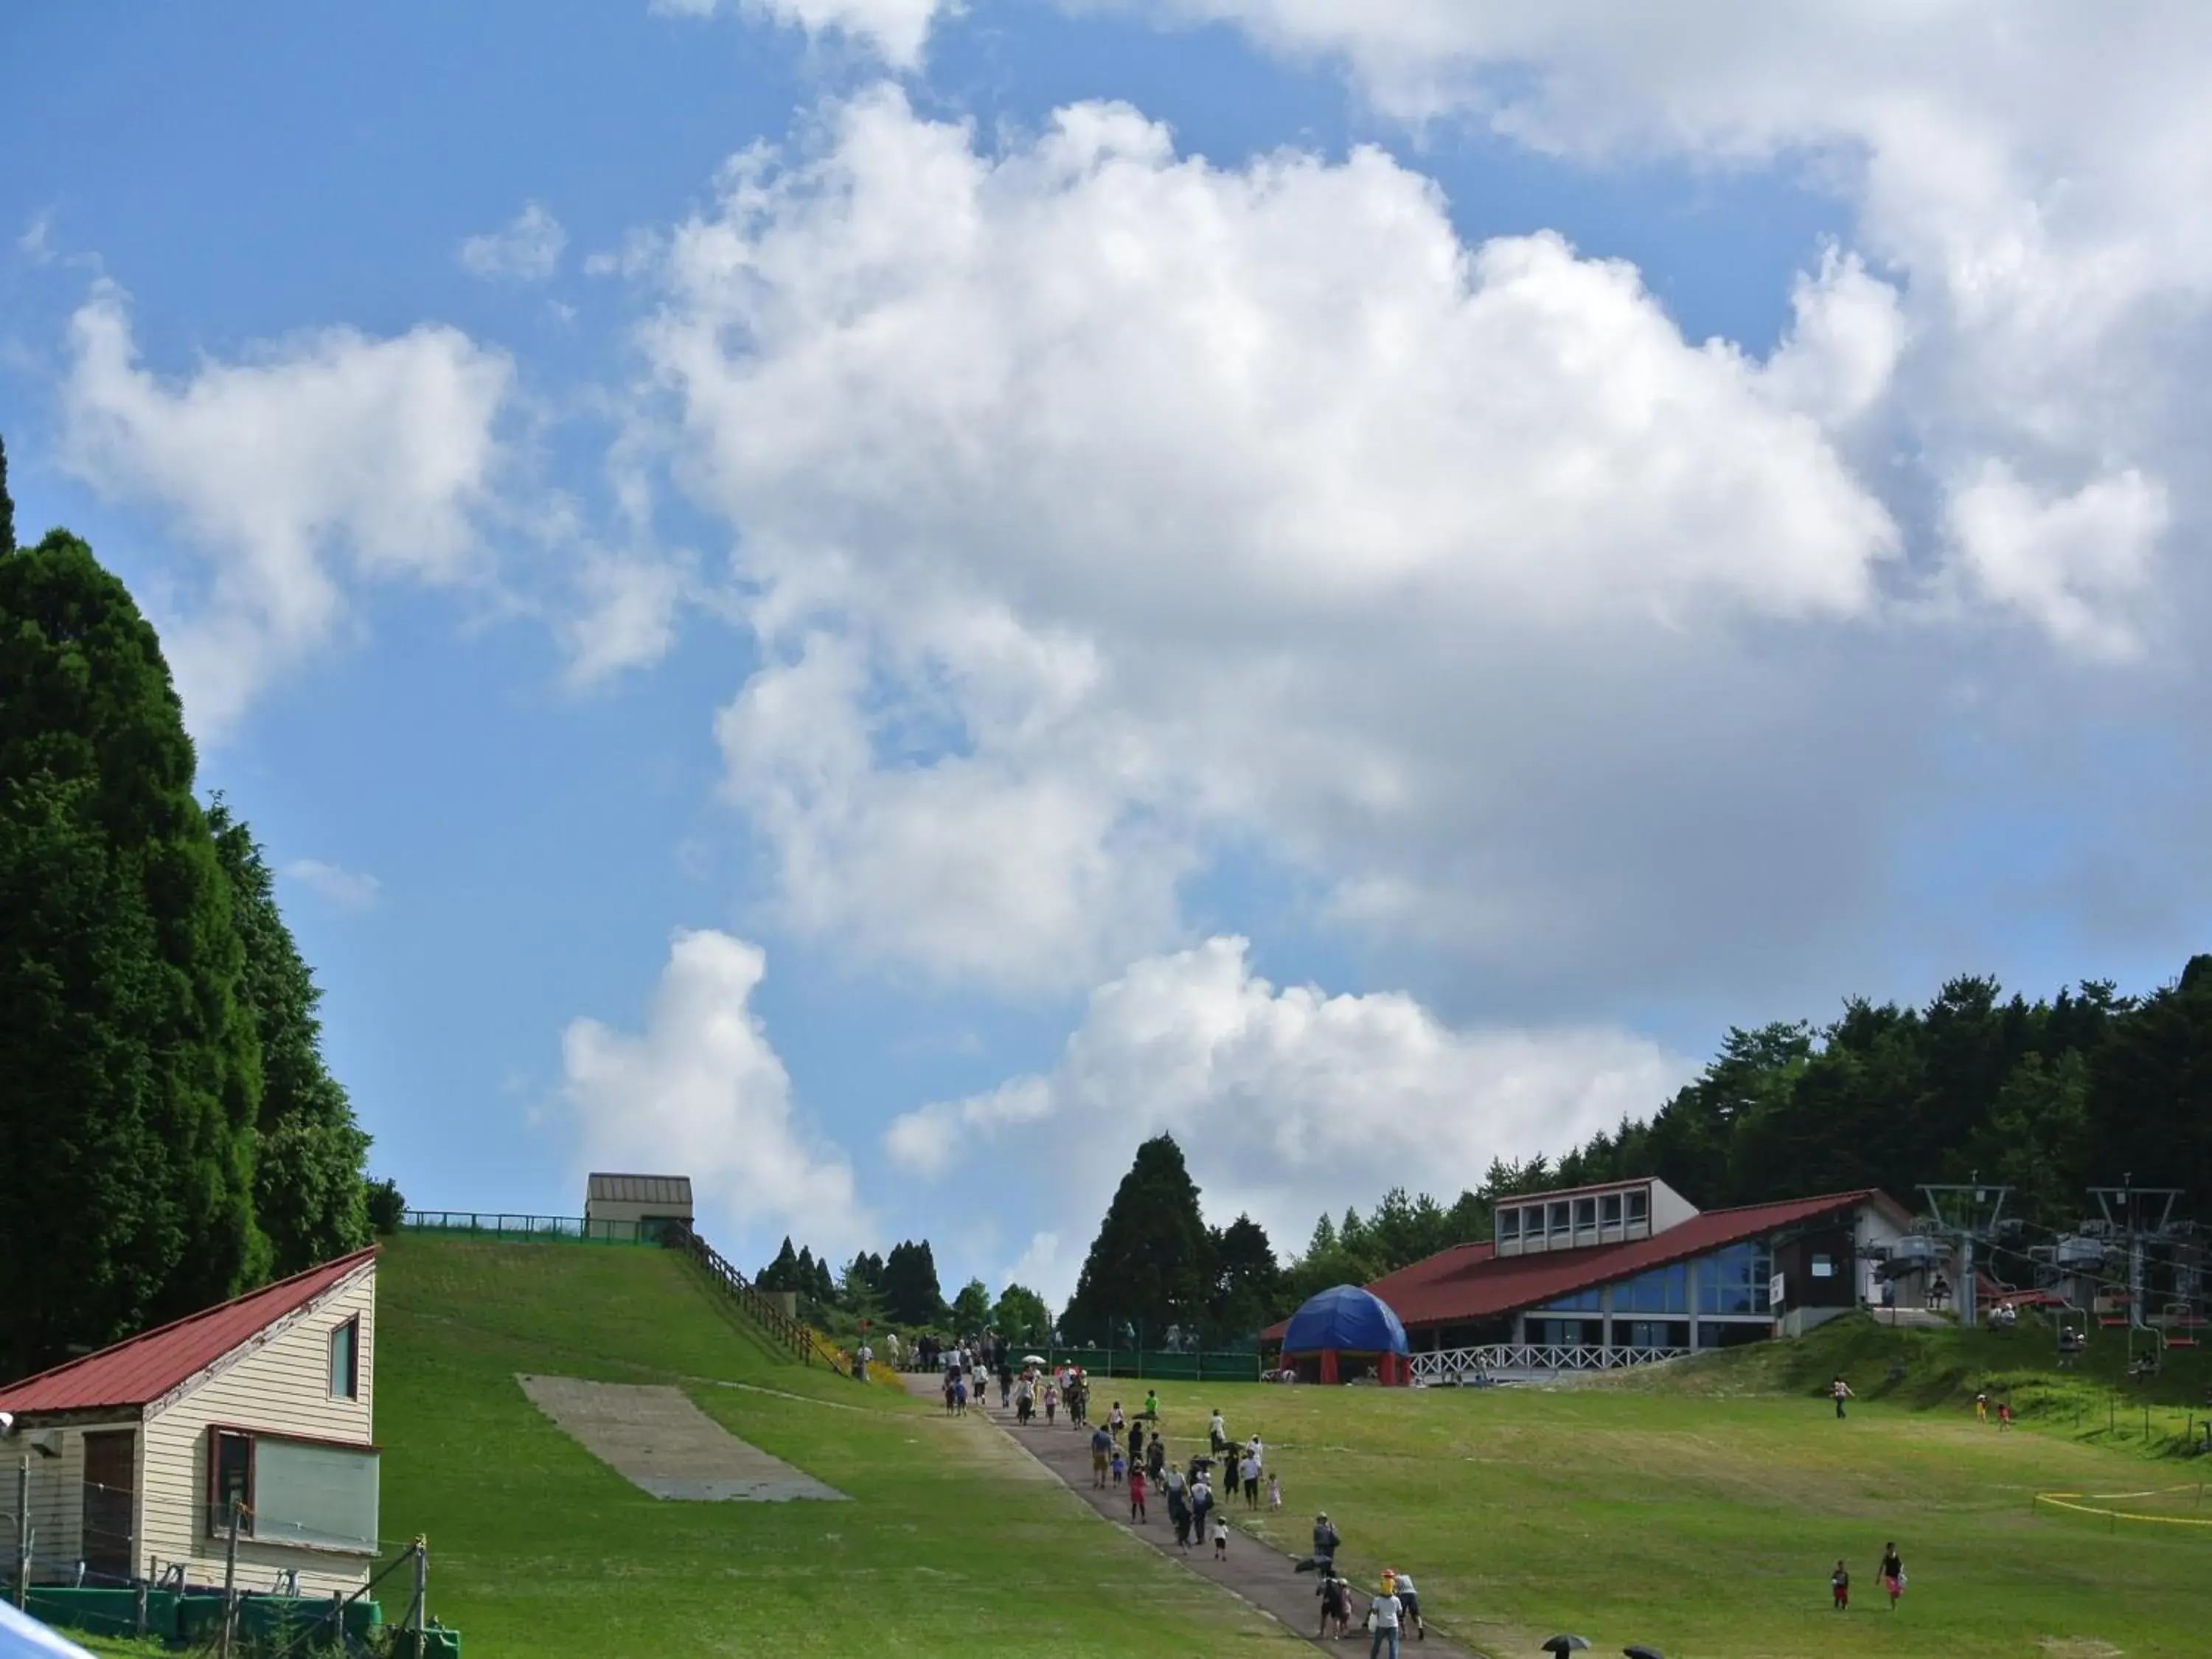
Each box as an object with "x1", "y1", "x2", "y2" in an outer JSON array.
[
  {"x1": 1267, "y1": 1178, "x2": 1915, "y2": 1380},
  {"x1": 583, "y1": 1172, "x2": 694, "y2": 1240},
  {"x1": 0, "y1": 1248, "x2": 380, "y2": 1596}
]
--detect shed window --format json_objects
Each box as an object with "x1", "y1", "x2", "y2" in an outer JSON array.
[
  {"x1": 1600, "y1": 1194, "x2": 1623, "y2": 1226},
  {"x1": 1548, "y1": 1202, "x2": 1571, "y2": 1237},
  {"x1": 1498, "y1": 1209, "x2": 1520, "y2": 1242},
  {"x1": 1811, "y1": 1253, "x2": 1836, "y2": 1279},
  {"x1": 1573, "y1": 1197, "x2": 1596, "y2": 1230},
  {"x1": 1625, "y1": 1189, "x2": 1650, "y2": 1225},
  {"x1": 206, "y1": 1427, "x2": 380, "y2": 1553},
  {"x1": 329, "y1": 1317, "x2": 360, "y2": 1399},
  {"x1": 209, "y1": 1430, "x2": 256, "y2": 1537}
]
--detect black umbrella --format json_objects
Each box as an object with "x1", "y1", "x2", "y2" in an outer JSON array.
[
  {"x1": 1541, "y1": 1639, "x2": 1591, "y2": 1655},
  {"x1": 1624, "y1": 1648, "x2": 1666, "y2": 1659}
]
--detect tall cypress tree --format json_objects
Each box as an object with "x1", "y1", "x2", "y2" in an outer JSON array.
[
  {"x1": 880, "y1": 1239, "x2": 946, "y2": 1326},
  {"x1": 1062, "y1": 1135, "x2": 1214, "y2": 1342},
  {"x1": 209, "y1": 797, "x2": 372, "y2": 1273},
  {"x1": 0, "y1": 525, "x2": 265, "y2": 1380}
]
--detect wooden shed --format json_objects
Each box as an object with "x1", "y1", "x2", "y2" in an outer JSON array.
[
  {"x1": 583, "y1": 1173, "x2": 693, "y2": 1237},
  {"x1": 0, "y1": 1248, "x2": 379, "y2": 1596}
]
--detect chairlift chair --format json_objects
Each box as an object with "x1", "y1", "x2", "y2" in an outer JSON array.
[{"x1": 2161, "y1": 1304, "x2": 2200, "y2": 1350}]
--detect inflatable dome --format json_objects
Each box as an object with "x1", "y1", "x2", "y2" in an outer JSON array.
[{"x1": 1281, "y1": 1284, "x2": 1408, "y2": 1360}]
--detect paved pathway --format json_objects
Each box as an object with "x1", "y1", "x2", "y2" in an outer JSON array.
[{"x1": 901, "y1": 1374, "x2": 1484, "y2": 1656}]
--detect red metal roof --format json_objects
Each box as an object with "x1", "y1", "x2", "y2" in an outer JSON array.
[
  {"x1": 1267, "y1": 1191, "x2": 1905, "y2": 1338},
  {"x1": 0, "y1": 1247, "x2": 377, "y2": 1415}
]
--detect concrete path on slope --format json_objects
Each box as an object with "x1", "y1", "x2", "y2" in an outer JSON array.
[{"x1": 899, "y1": 1374, "x2": 1482, "y2": 1657}]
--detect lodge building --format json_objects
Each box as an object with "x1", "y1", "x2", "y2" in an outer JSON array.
[{"x1": 1272, "y1": 1178, "x2": 1916, "y2": 1376}]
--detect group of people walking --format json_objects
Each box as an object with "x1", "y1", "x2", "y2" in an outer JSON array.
[{"x1": 1830, "y1": 1542, "x2": 1907, "y2": 1612}]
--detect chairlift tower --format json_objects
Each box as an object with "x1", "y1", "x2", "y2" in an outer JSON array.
[
  {"x1": 2087, "y1": 1175, "x2": 2186, "y2": 1341},
  {"x1": 1919, "y1": 1179, "x2": 2011, "y2": 1329}
]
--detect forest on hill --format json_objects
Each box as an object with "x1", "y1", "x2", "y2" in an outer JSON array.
[{"x1": 1290, "y1": 961, "x2": 2212, "y2": 1301}]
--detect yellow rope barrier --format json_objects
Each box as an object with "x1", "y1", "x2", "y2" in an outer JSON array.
[{"x1": 2033, "y1": 1484, "x2": 2212, "y2": 1528}]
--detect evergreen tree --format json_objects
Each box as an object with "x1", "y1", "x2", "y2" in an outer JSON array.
[
  {"x1": 992, "y1": 1283, "x2": 1051, "y2": 1346},
  {"x1": 758, "y1": 1237, "x2": 801, "y2": 1292},
  {"x1": 0, "y1": 434, "x2": 13, "y2": 552},
  {"x1": 880, "y1": 1239, "x2": 946, "y2": 1326},
  {"x1": 949, "y1": 1277, "x2": 992, "y2": 1334},
  {"x1": 208, "y1": 798, "x2": 371, "y2": 1273},
  {"x1": 1062, "y1": 1135, "x2": 1213, "y2": 1343},
  {"x1": 1206, "y1": 1214, "x2": 1282, "y2": 1335},
  {"x1": 0, "y1": 529, "x2": 265, "y2": 1379}
]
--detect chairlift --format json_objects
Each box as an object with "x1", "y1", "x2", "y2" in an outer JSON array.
[
  {"x1": 2160, "y1": 1303, "x2": 2202, "y2": 1350},
  {"x1": 2093, "y1": 1284, "x2": 2132, "y2": 1329},
  {"x1": 2053, "y1": 1305, "x2": 2087, "y2": 1366}
]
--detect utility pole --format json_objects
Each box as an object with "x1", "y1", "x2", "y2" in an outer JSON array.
[
  {"x1": 218, "y1": 1500, "x2": 240, "y2": 1659},
  {"x1": 1920, "y1": 1180, "x2": 2011, "y2": 1329},
  {"x1": 14, "y1": 1453, "x2": 28, "y2": 1610},
  {"x1": 407, "y1": 1534, "x2": 428, "y2": 1659}
]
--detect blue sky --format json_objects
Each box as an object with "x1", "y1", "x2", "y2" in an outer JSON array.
[{"x1": 8, "y1": 3, "x2": 2211, "y2": 1304}]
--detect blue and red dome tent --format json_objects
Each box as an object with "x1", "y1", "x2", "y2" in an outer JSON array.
[{"x1": 1280, "y1": 1284, "x2": 1411, "y2": 1385}]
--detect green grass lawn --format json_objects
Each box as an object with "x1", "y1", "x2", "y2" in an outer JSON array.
[
  {"x1": 375, "y1": 1237, "x2": 1300, "y2": 1658},
  {"x1": 1123, "y1": 1353, "x2": 2211, "y2": 1659}
]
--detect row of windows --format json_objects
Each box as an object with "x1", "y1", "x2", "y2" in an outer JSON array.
[
  {"x1": 1497, "y1": 1187, "x2": 1650, "y2": 1244},
  {"x1": 1531, "y1": 1243, "x2": 1773, "y2": 1318},
  {"x1": 1526, "y1": 1318, "x2": 1770, "y2": 1351}
]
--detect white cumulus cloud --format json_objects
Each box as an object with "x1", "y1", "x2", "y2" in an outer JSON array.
[
  {"x1": 886, "y1": 937, "x2": 1692, "y2": 1286},
  {"x1": 59, "y1": 282, "x2": 512, "y2": 734},
  {"x1": 458, "y1": 202, "x2": 567, "y2": 283},
  {"x1": 649, "y1": 88, "x2": 1910, "y2": 997},
  {"x1": 648, "y1": 0, "x2": 945, "y2": 69},
  {"x1": 561, "y1": 928, "x2": 865, "y2": 1249},
  {"x1": 280, "y1": 858, "x2": 382, "y2": 911}
]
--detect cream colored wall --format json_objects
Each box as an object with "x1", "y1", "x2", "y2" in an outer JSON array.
[
  {"x1": 582, "y1": 1198, "x2": 692, "y2": 1226},
  {"x1": 15, "y1": 1420, "x2": 136, "y2": 1579},
  {"x1": 137, "y1": 1263, "x2": 377, "y2": 1596}
]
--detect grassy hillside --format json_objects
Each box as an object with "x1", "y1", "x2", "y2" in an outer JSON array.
[
  {"x1": 374, "y1": 1237, "x2": 1298, "y2": 1658},
  {"x1": 1609, "y1": 1309, "x2": 2212, "y2": 1453},
  {"x1": 1114, "y1": 1354, "x2": 2212, "y2": 1659}
]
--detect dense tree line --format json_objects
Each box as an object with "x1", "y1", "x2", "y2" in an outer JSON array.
[
  {"x1": 1281, "y1": 962, "x2": 2212, "y2": 1301},
  {"x1": 0, "y1": 445, "x2": 374, "y2": 1380}
]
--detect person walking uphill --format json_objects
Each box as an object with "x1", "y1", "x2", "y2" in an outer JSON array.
[
  {"x1": 1832, "y1": 1375, "x2": 1854, "y2": 1419},
  {"x1": 1879, "y1": 1542, "x2": 1905, "y2": 1610},
  {"x1": 1366, "y1": 1577, "x2": 1405, "y2": 1659},
  {"x1": 1299, "y1": 1511, "x2": 1340, "y2": 1573}
]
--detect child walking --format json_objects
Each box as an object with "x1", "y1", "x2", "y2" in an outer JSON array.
[
  {"x1": 1211, "y1": 1514, "x2": 1229, "y2": 1559},
  {"x1": 1267, "y1": 1470, "x2": 1282, "y2": 1512},
  {"x1": 1110, "y1": 1449, "x2": 1126, "y2": 1486},
  {"x1": 1127, "y1": 1464, "x2": 1148, "y2": 1523},
  {"x1": 1831, "y1": 1560, "x2": 1849, "y2": 1610}
]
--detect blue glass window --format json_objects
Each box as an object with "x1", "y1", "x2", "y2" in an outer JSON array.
[
  {"x1": 1611, "y1": 1263, "x2": 1688, "y2": 1314},
  {"x1": 1537, "y1": 1287, "x2": 1601, "y2": 1312},
  {"x1": 1696, "y1": 1242, "x2": 1773, "y2": 1315}
]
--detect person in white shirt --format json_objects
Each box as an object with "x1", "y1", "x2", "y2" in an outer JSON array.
[
  {"x1": 1239, "y1": 1450, "x2": 1262, "y2": 1508},
  {"x1": 1366, "y1": 1581, "x2": 1404, "y2": 1659},
  {"x1": 1208, "y1": 1409, "x2": 1228, "y2": 1453}
]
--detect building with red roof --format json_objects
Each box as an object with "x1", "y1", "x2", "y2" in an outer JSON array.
[
  {"x1": 1266, "y1": 1178, "x2": 1916, "y2": 1381},
  {"x1": 0, "y1": 1248, "x2": 380, "y2": 1596}
]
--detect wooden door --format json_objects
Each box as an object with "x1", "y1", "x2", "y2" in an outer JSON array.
[{"x1": 80, "y1": 1430, "x2": 136, "y2": 1583}]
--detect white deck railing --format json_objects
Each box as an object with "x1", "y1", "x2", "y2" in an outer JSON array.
[{"x1": 1409, "y1": 1343, "x2": 1691, "y2": 1381}]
